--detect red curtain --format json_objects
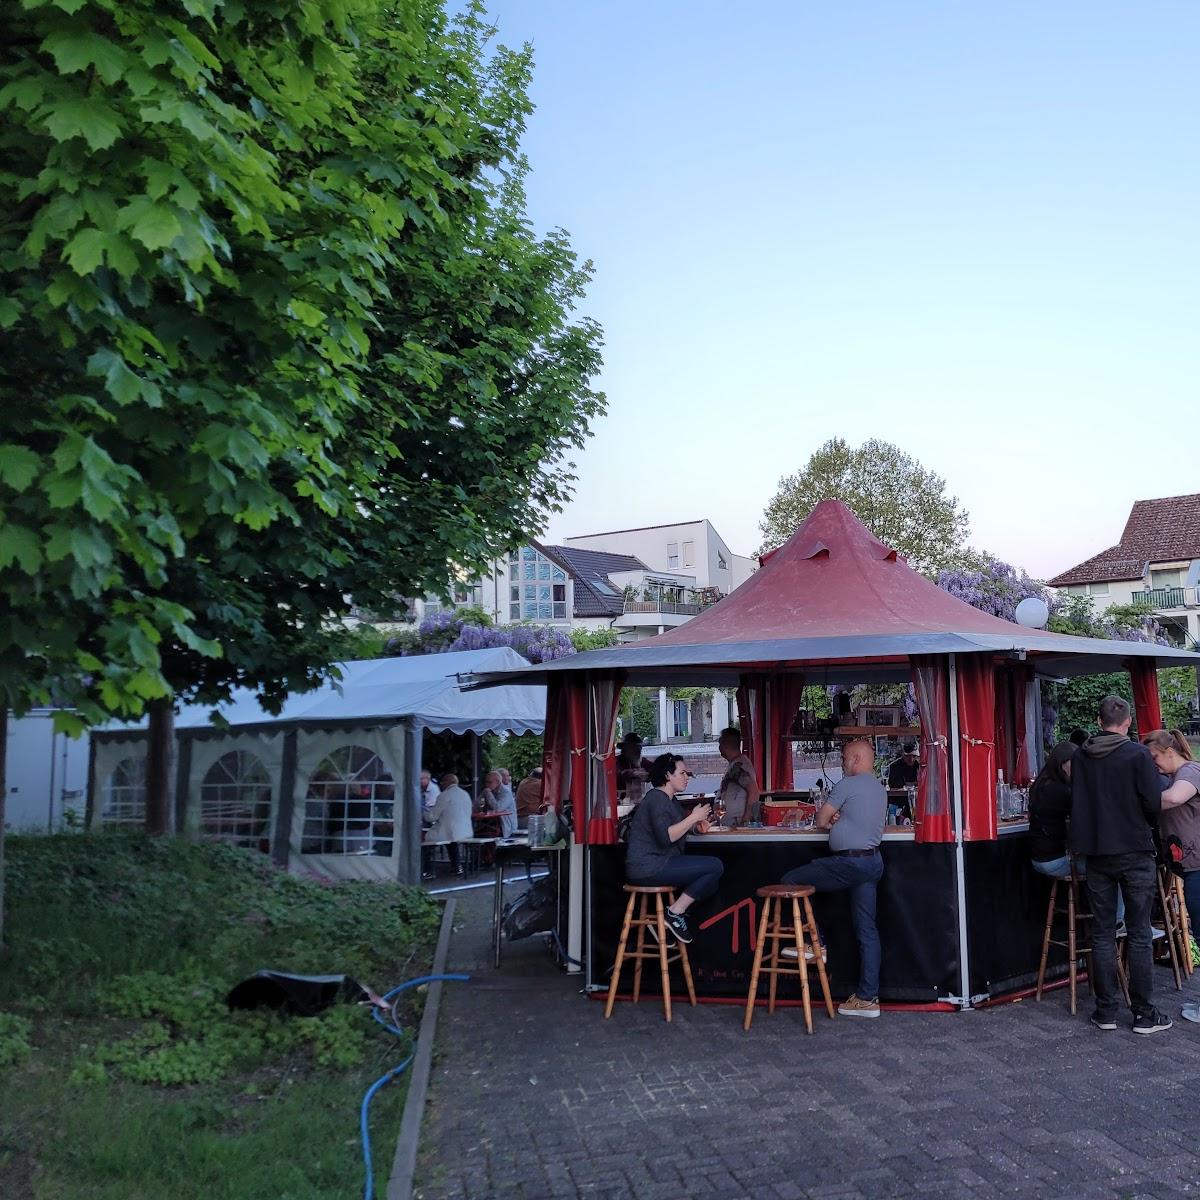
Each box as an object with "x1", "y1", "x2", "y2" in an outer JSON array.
[
  {"x1": 541, "y1": 678, "x2": 570, "y2": 813},
  {"x1": 994, "y1": 668, "x2": 1011, "y2": 786},
  {"x1": 956, "y1": 655, "x2": 997, "y2": 842},
  {"x1": 736, "y1": 676, "x2": 766, "y2": 788},
  {"x1": 909, "y1": 656, "x2": 952, "y2": 843},
  {"x1": 586, "y1": 674, "x2": 625, "y2": 844},
  {"x1": 768, "y1": 674, "x2": 805, "y2": 791},
  {"x1": 1127, "y1": 658, "x2": 1162, "y2": 736}
]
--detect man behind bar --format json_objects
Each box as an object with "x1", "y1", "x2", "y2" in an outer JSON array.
[{"x1": 1069, "y1": 694, "x2": 1170, "y2": 1034}]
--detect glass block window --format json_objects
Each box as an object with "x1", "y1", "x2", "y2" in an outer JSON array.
[
  {"x1": 200, "y1": 750, "x2": 272, "y2": 852},
  {"x1": 523, "y1": 561, "x2": 535, "y2": 580},
  {"x1": 521, "y1": 547, "x2": 536, "y2": 561},
  {"x1": 551, "y1": 567, "x2": 567, "y2": 582},
  {"x1": 302, "y1": 745, "x2": 395, "y2": 857},
  {"x1": 537, "y1": 561, "x2": 551, "y2": 580},
  {"x1": 101, "y1": 755, "x2": 146, "y2": 827}
]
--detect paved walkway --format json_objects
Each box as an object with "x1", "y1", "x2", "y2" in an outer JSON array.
[{"x1": 414, "y1": 882, "x2": 1200, "y2": 1200}]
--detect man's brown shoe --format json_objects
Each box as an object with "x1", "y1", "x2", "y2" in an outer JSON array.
[{"x1": 837, "y1": 993, "x2": 880, "y2": 1018}]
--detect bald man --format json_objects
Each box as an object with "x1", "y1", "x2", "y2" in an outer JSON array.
[{"x1": 781, "y1": 739, "x2": 886, "y2": 1018}]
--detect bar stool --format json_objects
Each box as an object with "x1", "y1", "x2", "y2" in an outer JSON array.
[
  {"x1": 603, "y1": 886, "x2": 697, "y2": 1023},
  {"x1": 744, "y1": 883, "x2": 834, "y2": 1034},
  {"x1": 1035, "y1": 867, "x2": 1093, "y2": 1014},
  {"x1": 1155, "y1": 866, "x2": 1189, "y2": 988},
  {"x1": 421, "y1": 839, "x2": 450, "y2": 878}
]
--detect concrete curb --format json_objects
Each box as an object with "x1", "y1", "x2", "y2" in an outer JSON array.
[{"x1": 387, "y1": 896, "x2": 458, "y2": 1200}]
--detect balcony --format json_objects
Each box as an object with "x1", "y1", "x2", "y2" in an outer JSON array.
[
  {"x1": 623, "y1": 598, "x2": 702, "y2": 617},
  {"x1": 615, "y1": 587, "x2": 722, "y2": 631},
  {"x1": 1139, "y1": 586, "x2": 1196, "y2": 610}
]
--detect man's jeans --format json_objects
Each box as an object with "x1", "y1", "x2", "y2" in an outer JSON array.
[
  {"x1": 1085, "y1": 852, "x2": 1156, "y2": 1020},
  {"x1": 1032, "y1": 855, "x2": 1125, "y2": 922},
  {"x1": 781, "y1": 852, "x2": 884, "y2": 999}
]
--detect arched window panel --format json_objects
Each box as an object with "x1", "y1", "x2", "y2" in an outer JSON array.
[
  {"x1": 302, "y1": 745, "x2": 395, "y2": 857},
  {"x1": 200, "y1": 750, "x2": 272, "y2": 853},
  {"x1": 101, "y1": 756, "x2": 146, "y2": 828}
]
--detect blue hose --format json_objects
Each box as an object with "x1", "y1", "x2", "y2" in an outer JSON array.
[{"x1": 361, "y1": 973, "x2": 471, "y2": 1200}]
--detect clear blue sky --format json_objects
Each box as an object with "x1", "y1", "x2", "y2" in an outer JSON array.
[{"x1": 486, "y1": 1, "x2": 1199, "y2": 578}]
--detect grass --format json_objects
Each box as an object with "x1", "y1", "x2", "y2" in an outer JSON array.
[{"x1": 0, "y1": 833, "x2": 441, "y2": 1199}]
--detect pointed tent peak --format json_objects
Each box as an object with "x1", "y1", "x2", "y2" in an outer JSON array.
[{"x1": 760, "y1": 499, "x2": 903, "y2": 568}]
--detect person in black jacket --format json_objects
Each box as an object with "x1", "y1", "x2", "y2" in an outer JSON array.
[
  {"x1": 1069, "y1": 695, "x2": 1169, "y2": 1034},
  {"x1": 1029, "y1": 741, "x2": 1079, "y2": 876}
]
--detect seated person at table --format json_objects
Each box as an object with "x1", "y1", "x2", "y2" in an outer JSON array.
[
  {"x1": 479, "y1": 769, "x2": 518, "y2": 838},
  {"x1": 716, "y1": 727, "x2": 760, "y2": 825},
  {"x1": 419, "y1": 769, "x2": 440, "y2": 811},
  {"x1": 616, "y1": 732, "x2": 650, "y2": 802},
  {"x1": 424, "y1": 774, "x2": 474, "y2": 875},
  {"x1": 625, "y1": 754, "x2": 720, "y2": 945},
  {"x1": 515, "y1": 767, "x2": 544, "y2": 829},
  {"x1": 781, "y1": 739, "x2": 886, "y2": 1019},
  {"x1": 1030, "y1": 740, "x2": 1125, "y2": 922},
  {"x1": 886, "y1": 742, "x2": 919, "y2": 790}
]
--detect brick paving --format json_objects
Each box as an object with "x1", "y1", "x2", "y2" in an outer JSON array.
[{"x1": 414, "y1": 882, "x2": 1200, "y2": 1200}]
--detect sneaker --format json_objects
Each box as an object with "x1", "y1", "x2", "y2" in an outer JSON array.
[
  {"x1": 837, "y1": 994, "x2": 880, "y2": 1018},
  {"x1": 1089, "y1": 1012, "x2": 1117, "y2": 1031},
  {"x1": 648, "y1": 909, "x2": 692, "y2": 945},
  {"x1": 780, "y1": 940, "x2": 827, "y2": 962},
  {"x1": 1132, "y1": 1009, "x2": 1173, "y2": 1035},
  {"x1": 1180, "y1": 1003, "x2": 1200, "y2": 1024}
]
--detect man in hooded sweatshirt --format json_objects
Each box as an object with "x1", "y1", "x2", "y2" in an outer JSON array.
[{"x1": 1069, "y1": 694, "x2": 1169, "y2": 1034}]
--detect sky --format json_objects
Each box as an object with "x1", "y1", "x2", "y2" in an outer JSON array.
[{"x1": 485, "y1": 1, "x2": 1199, "y2": 579}]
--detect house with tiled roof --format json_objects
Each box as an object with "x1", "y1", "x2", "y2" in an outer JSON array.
[{"x1": 1047, "y1": 493, "x2": 1200, "y2": 648}]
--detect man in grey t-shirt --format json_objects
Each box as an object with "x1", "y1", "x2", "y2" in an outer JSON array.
[{"x1": 780, "y1": 739, "x2": 886, "y2": 1017}]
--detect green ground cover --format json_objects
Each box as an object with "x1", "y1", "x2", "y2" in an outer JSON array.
[{"x1": 0, "y1": 834, "x2": 441, "y2": 1199}]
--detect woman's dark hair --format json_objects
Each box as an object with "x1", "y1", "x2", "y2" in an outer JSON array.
[
  {"x1": 648, "y1": 753, "x2": 685, "y2": 787},
  {"x1": 1032, "y1": 740, "x2": 1077, "y2": 795}
]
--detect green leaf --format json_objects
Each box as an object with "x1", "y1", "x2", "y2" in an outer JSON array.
[
  {"x1": 41, "y1": 30, "x2": 129, "y2": 84},
  {"x1": 87, "y1": 349, "x2": 143, "y2": 406},
  {"x1": 129, "y1": 203, "x2": 182, "y2": 251},
  {"x1": 0, "y1": 524, "x2": 43, "y2": 574},
  {"x1": 0, "y1": 298, "x2": 20, "y2": 328},
  {"x1": 62, "y1": 227, "x2": 107, "y2": 274},
  {"x1": 42, "y1": 97, "x2": 124, "y2": 150},
  {"x1": 0, "y1": 445, "x2": 41, "y2": 492},
  {"x1": 289, "y1": 299, "x2": 326, "y2": 326}
]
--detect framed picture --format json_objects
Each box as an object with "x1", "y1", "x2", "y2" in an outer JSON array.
[{"x1": 857, "y1": 705, "x2": 901, "y2": 728}]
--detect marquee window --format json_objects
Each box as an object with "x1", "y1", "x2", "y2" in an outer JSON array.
[
  {"x1": 101, "y1": 755, "x2": 146, "y2": 827},
  {"x1": 302, "y1": 745, "x2": 395, "y2": 857},
  {"x1": 200, "y1": 751, "x2": 272, "y2": 852}
]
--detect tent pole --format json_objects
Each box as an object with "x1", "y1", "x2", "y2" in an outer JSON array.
[
  {"x1": 947, "y1": 654, "x2": 973, "y2": 1008},
  {"x1": 472, "y1": 732, "x2": 481, "y2": 799},
  {"x1": 763, "y1": 679, "x2": 773, "y2": 791},
  {"x1": 567, "y1": 680, "x2": 590, "y2": 975}
]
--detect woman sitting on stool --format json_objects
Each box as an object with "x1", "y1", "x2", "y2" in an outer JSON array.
[
  {"x1": 624, "y1": 753, "x2": 722, "y2": 945},
  {"x1": 1030, "y1": 740, "x2": 1124, "y2": 926}
]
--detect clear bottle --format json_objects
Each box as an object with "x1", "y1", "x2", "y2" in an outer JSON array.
[{"x1": 996, "y1": 770, "x2": 1009, "y2": 820}]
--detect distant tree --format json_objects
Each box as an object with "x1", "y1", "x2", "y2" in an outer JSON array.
[
  {"x1": 497, "y1": 733, "x2": 544, "y2": 783},
  {"x1": 758, "y1": 438, "x2": 969, "y2": 575},
  {"x1": 569, "y1": 628, "x2": 621, "y2": 652}
]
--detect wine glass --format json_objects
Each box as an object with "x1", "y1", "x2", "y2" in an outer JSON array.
[{"x1": 712, "y1": 795, "x2": 726, "y2": 828}]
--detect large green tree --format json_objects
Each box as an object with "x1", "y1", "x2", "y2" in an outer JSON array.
[
  {"x1": 758, "y1": 437, "x2": 969, "y2": 575},
  {"x1": 0, "y1": 0, "x2": 604, "y2": 930}
]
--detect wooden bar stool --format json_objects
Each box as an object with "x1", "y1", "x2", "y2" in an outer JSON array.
[
  {"x1": 744, "y1": 884, "x2": 834, "y2": 1034},
  {"x1": 1155, "y1": 866, "x2": 1188, "y2": 989},
  {"x1": 1035, "y1": 868, "x2": 1093, "y2": 1014},
  {"x1": 603, "y1": 886, "x2": 696, "y2": 1023}
]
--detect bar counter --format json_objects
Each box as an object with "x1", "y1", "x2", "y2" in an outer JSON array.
[{"x1": 588, "y1": 819, "x2": 1049, "y2": 1004}]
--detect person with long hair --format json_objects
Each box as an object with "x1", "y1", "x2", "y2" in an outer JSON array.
[
  {"x1": 1029, "y1": 741, "x2": 1080, "y2": 879},
  {"x1": 1143, "y1": 728, "x2": 1200, "y2": 1022},
  {"x1": 624, "y1": 753, "x2": 722, "y2": 945}
]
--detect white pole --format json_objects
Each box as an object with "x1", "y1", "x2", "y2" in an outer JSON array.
[
  {"x1": 566, "y1": 682, "x2": 591, "y2": 975},
  {"x1": 947, "y1": 654, "x2": 972, "y2": 1006}
]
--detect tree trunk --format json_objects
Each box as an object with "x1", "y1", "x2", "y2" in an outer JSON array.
[
  {"x1": 0, "y1": 705, "x2": 8, "y2": 949},
  {"x1": 145, "y1": 696, "x2": 175, "y2": 835}
]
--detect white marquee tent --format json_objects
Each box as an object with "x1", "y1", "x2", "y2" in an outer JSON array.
[{"x1": 88, "y1": 647, "x2": 545, "y2": 884}]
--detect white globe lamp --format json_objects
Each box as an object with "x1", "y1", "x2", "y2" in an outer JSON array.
[{"x1": 1014, "y1": 596, "x2": 1049, "y2": 629}]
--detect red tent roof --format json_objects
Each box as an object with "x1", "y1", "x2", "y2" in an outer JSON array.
[{"x1": 650, "y1": 500, "x2": 1050, "y2": 647}]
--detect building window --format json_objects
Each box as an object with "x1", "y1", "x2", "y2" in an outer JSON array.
[
  {"x1": 672, "y1": 700, "x2": 690, "y2": 739},
  {"x1": 682, "y1": 541, "x2": 694, "y2": 568},
  {"x1": 101, "y1": 755, "x2": 146, "y2": 827},
  {"x1": 200, "y1": 750, "x2": 272, "y2": 852},
  {"x1": 510, "y1": 602, "x2": 521, "y2": 620},
  {"x1": 552, "y1": 582, "x2": 567, "y2": 619},
  {"x1": 1151, "y1": 569, "x2": 1183, "y2": 589},
  {"x1": 302, "y1": 745, "x2": 395, "y2": 857},
  {"x1": 1089, "y1": 581, "x2": 1109, "y2": 595},
  {"x1": 717, "y1": 553, "x2": 728, "y2": 571},
  {"x1": 666, "y1": 542, "x2": 680, "y2": 569}
]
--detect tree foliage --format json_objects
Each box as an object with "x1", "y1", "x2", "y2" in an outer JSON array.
[
  {"x1": 758, "y1": 437, "x2": 969, "y2": 575},
  {"x1": 0, "y1": 0, "x2": 604, "y2": 731},
  {"x1": 936, "y1": 550, "x2": 1050, "y2": 622},
  {"x1": 387, "y1": 609, "x2": 575, "y2": 663},
  {"x1": 569, "y1": 627, "x2": 621, "y2": 652}
]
